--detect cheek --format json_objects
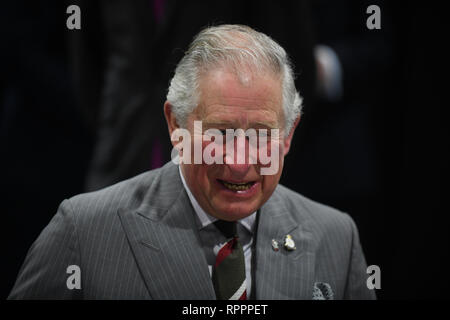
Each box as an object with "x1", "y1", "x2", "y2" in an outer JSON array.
[
  {"x1": 185, "y1": 164, "x2": 211, "y2": 188},
  {"x1": 262, "y1": 173, "x2": 279, "y2": 189},
  {"x1": 255, "y1": 138, "x2": 284, "y2": 172}
]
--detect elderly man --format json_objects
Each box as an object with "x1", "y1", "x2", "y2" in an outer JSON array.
[{"x1": 9, "y1": 25, "x2": 375, "y2": 300}]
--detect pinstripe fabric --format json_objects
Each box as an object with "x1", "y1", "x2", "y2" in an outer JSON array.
[
  {"x1": 8, "y1": 161, "x2": 375, "y2": 299},
  {"x1": 255, "y1": 184, "x2": 375, "y2": 299}
]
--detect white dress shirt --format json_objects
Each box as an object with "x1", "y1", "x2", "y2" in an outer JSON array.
[{"x1": 178, "y1": 165, "x2": 256, "y2": 297}]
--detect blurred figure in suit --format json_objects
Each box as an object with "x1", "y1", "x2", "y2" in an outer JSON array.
[{"x1": 289, "y1": 1, "x2": 395, "y2": 271}]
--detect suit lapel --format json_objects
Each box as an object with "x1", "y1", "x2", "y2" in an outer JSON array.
[
  {"x1": 255, "y1": 188, "x2": 317, "y2": 299},
  {"x1": 118, "y1": 163, "x2": 215, "y2": 299},
  {"x1": 117, "y1": 163, "x2": 316, "y2": 299}
]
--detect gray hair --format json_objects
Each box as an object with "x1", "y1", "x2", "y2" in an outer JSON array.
[{"x1": 166, "y1": 24, "x2": 302, "y2": 136}]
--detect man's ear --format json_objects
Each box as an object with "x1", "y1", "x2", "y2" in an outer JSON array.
[
  {"x1": 283, "y1": 116, "x2": 301, "y2": 156},
  {"x1": 164, "y1": 101, "x2": 180, "y2": 147}
]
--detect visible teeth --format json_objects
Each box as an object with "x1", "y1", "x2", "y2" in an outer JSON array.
[{"x1": 222, "y1": 181, "x2": 253, "y2": 191}]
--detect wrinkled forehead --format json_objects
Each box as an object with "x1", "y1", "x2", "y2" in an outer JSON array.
[{"x1": 193, "y1": 68, "x2": 284, "y2": 128}]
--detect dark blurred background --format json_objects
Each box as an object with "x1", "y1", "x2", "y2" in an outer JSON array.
[{"x1": 1, "y1": 0, "x2": 447, "y2": 299}]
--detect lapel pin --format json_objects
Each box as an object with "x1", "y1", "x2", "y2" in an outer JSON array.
[
  {"x1": 271, "y1": 239, "x2": 279, "y2": 251},
  {"x1": 284, "y1": 234, "x2": 296, "y2": 251}
]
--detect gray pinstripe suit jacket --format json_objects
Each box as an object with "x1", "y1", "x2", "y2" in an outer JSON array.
[{"x1": 9, "y1": 162, "x2": 376, "y2": 299}]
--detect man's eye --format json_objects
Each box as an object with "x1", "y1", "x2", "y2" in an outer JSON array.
[{"x1": 203, "y1": 129, "x2": 227, "y2": 137}]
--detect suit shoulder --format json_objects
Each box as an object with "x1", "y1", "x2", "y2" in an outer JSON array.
[
  {"x1": 66, "y1": 167, "x2": 164, "y2": 219},
  {"x1": 275, "y1": 184, "x2": 355, "y2": 235}
]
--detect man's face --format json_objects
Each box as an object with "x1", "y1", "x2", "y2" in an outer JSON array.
[{"x1": 165, "y1": 68, "x2": 297, "y2": 221}]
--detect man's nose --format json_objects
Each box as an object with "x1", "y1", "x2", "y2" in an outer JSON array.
[
  {"x1": 223, "y1": 136, "x2": 253, "y2": 176},
  {"x1": 225, "y1": 161, "x2": 251, "y2": 176}
]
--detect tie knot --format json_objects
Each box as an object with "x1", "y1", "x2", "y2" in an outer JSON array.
[{"x1": 214, "y1": 220, "x2": 237, "y2": 239}]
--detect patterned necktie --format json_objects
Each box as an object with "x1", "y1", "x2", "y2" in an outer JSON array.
[{"x1": 212, "y1": 220, "x2": 247, "y2": 300}]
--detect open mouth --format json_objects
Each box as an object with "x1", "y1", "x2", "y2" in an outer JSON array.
[{"x1": 218, "y1": 179, "x2": 256, "y2": 192}]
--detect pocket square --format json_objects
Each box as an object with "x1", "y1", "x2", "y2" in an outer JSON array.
[{"x1": 312, "y1": 282, "x2": 334, "y2": 300}]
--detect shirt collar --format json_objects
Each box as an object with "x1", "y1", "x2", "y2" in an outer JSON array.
[{"x1": 178, "y1": 165, "x2": 256, "y2": 233}]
